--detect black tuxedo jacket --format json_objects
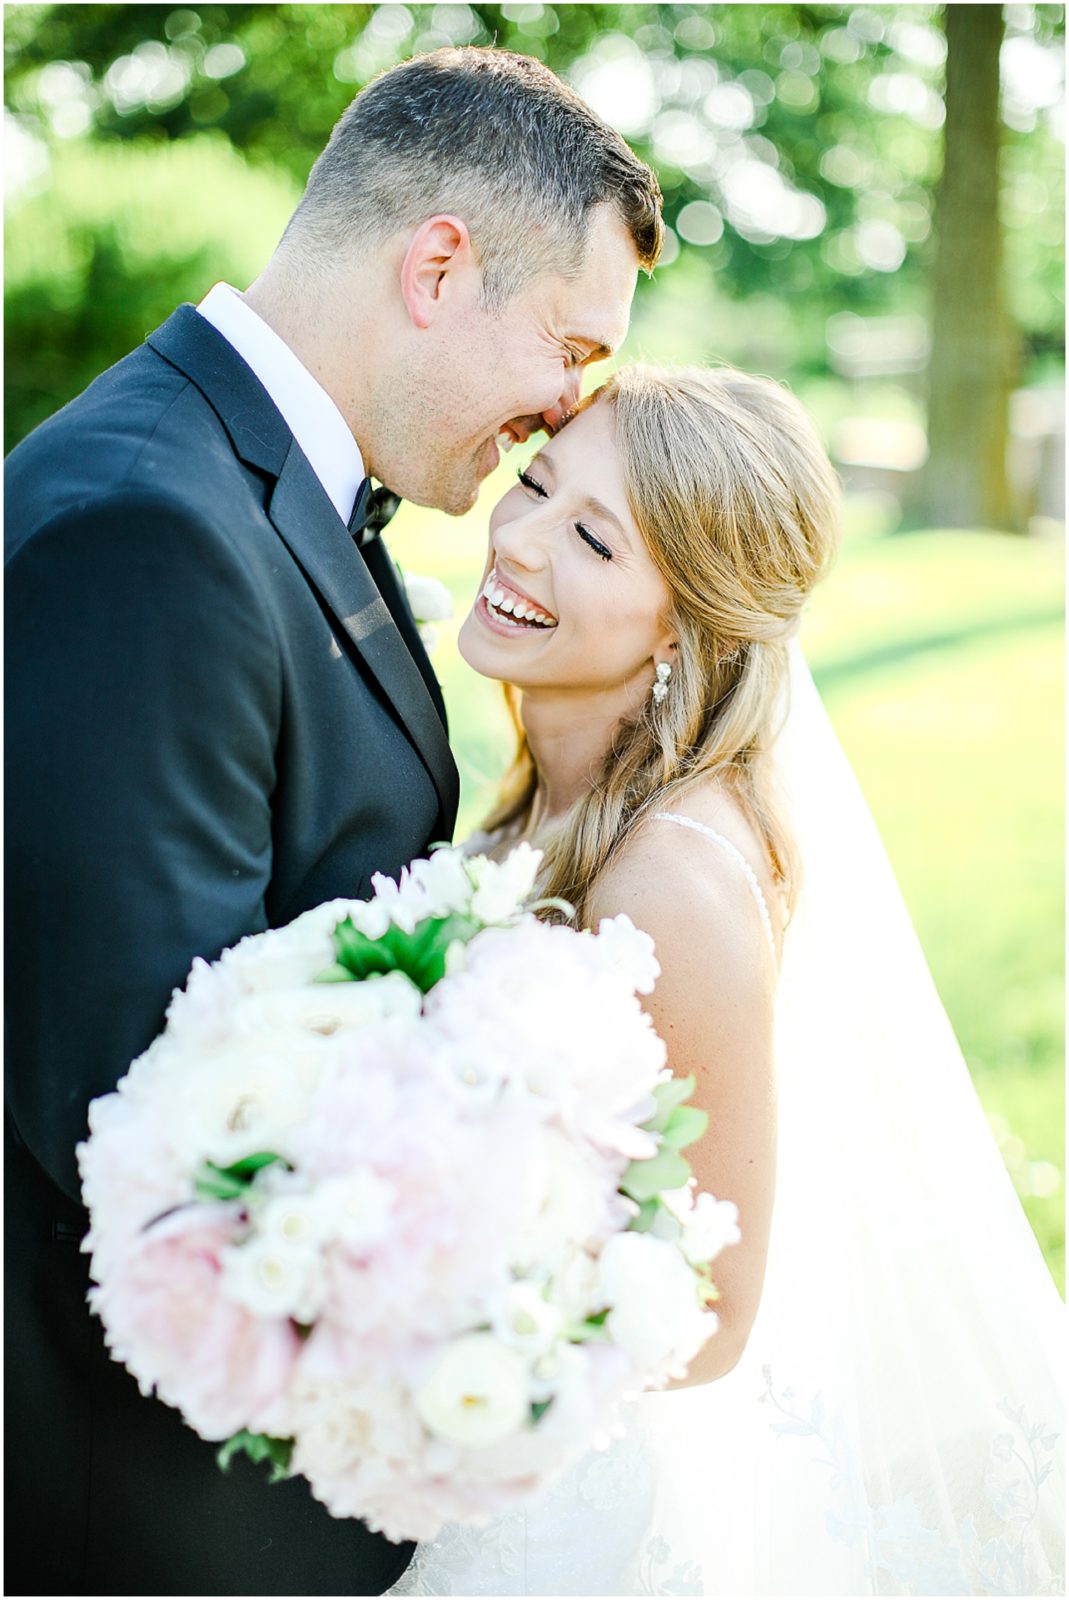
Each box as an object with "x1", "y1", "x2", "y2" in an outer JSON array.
[{"x1": 4, "y1": 306, "x2": 460, "y2": 1596}]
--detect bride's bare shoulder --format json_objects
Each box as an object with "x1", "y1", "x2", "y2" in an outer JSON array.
[{"x1": 588, "y1": 783, "x2": 780, "y2": 977}]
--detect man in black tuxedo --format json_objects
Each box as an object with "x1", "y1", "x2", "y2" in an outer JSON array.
[{"x1": 4, "y1": 46, "x2": 662, "y2": 1598}]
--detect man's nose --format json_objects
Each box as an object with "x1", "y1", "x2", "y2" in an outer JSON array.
[{"x1": 541, "y1": 366, "x2": 584, "y2": 435}]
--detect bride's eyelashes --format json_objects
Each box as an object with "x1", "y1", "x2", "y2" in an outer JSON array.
[
  {"x1": 576, "y1": 523, "x2": 613, "y2": 561},
  {"x1": 517, "y1": 469, "x2": 614, "y2": 562}
]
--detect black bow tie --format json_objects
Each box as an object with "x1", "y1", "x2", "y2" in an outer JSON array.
[{"x1": 348, "y1": 479, "x2": 402, "y2": 545}]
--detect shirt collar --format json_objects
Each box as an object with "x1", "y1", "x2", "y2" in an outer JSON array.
[{"x1": 196, "y1": 282, "x2": 364, "y2": 525}]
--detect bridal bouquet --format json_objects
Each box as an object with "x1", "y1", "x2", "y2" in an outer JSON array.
[{"x1": 78, "y1": 843, "x2": 739, "y2": 1542}]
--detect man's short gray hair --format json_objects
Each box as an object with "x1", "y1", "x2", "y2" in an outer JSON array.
[{"x1": 285, "y1": 47, "x2": 663, "y2": 306}]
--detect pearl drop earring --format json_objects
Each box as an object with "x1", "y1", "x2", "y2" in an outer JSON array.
[{"x1": 651, "y1": 661, "x2": 672, "y2": 705}]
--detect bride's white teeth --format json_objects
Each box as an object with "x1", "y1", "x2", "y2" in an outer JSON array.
[
  {"x1": 495, "y1": 431, "x2": 515, "y2": 454},
  {"x1": 492, "y1": 588, "x2": 506, "y2": 607},
  {"x1": 499, "y1": 596, "x2": 515, "y2": 614},
  {"x1": 513, "y1": 602, "x2": 528, "y2": 620}
]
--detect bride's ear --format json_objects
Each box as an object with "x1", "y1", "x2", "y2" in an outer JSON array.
[{"x1": 399, "y1": 215, "x2": 478, "y2": 330}]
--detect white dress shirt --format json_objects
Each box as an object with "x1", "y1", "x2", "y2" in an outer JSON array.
[{"x1": 196, "y1": 281, "x2": 364, "y2": 525}]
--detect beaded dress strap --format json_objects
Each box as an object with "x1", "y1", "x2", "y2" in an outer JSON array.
[{"x1": 651, "y1": 812, "x2": 778, "y2": 958}]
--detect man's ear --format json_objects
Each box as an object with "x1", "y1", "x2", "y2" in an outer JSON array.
[{"x1": 399, "y1": 215, "x2": 477, "y2": 330}]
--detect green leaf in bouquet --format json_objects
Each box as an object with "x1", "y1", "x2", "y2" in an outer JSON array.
[
  {"x1": 530, "y1": 1399, "x2": 553, "y2": 1424},
  {"x1": 628, "y1": 1198, "x2": 663, "y2": 1234},
  {"x1": 332, "y1": 912, "x2": 483, "y2": 992},
  {"x1": 659, "y1": 1105, "x2": 709, "y2": 1151},
  {"x1": 194, "y1": 1152, "x2": 286, "y2": 1201},
  {"x1": 620, "y1": 1146, "x2": 692, "y2": 1203},
  {"x1": 225, "y1": 1151, "x2": 286, "y2": 1179},
  {"x1": 193, "y1": 1165, "x2": 248, "y2": 1202},
  {"x1": 332, "y1": 917, "x2": 401, "y2": 979},
  {"x1": 565, "y1": 1309, "x2": 611, "y2": 1342},
  {"x1": 644, "y1": 1075, "x2": 698, "y2": 1134},
  {"x1": 217, "y1": 1429, "x2": 294, "y2": 1484},
  {"x1": 395, "y1": 913, "x2": 482, "y2": 990}
]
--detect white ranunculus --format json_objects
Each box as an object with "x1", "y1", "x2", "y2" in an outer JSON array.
[
  {"x1": 413, "y1": 1333, "x2": 531, "y2": 1446},
  {"x1": 229, "y1": 972, "x2": 421, "y2": 1042},
  {"x1": 403, "y1": 572, "x2": 454, "y2": 625},
  {"x1": 549, "y1": 1250, "x2": 602, "y2": 1324},
  {"x1": 168, "y1": 1043, "x2": 326, "y2": 1168},
  {"x1": 680, "y1": 1193, "x2": 742, "y2": 1265},
  {"x1": 467, "y1": 843, "x2": 543, "y2": 924},
  {"x1": 598, "y1": 1232, "x2": 714, "y2": 1373},
  {"x1": 491, "y1": 1280, "x2": 564, "y2": 1357},
  {"x1": 594, "y1": 914, "x2": 661, "y2": 994},
  {"x1": 220, "y1": 1234, "x2": 327, "y2": 1322}
]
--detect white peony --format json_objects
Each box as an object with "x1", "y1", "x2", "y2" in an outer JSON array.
[
  {"x1": 513, "y1": 1127, "x2": 615, "y2": 1274},
  {"x1": 314, "y1": 1169, "x2": 397, "y2": 1251},
  {"x1": 593, "y1": 914, "x2": 661, "y2": 995},
  {"x1": 413, "y1": 1333, "x2": 531, "y2": 1446},
  {"x1": 598, "y1": 1231, "x2": 716, "y2": 1373}
]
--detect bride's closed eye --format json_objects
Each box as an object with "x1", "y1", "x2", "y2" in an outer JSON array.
[{"x1": 517, "y1": 469, "x2": 614, "y2": 562}]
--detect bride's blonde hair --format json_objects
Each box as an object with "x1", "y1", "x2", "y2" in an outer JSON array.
[{"x1": 484, "y1": 364, "x2": 841, "y2": 924}]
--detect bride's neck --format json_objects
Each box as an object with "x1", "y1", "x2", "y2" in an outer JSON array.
[{"x1": 516, "y1": 685, "x2": 637, "y2": 835}]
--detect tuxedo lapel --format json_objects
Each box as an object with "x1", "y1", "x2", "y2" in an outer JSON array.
[
  {"x1": 361, "y1": 538, "x2": 449, "y2": 729},
  {"x1": 268, "y1": 440, "x2": 460, "y2": 829},
  {"x1": 146, "y1": 305, "x2": 460, "y2": 832}
]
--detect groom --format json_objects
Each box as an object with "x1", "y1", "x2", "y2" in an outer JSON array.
[{"x1": 4, "y1": 46, "x2": 661, "y2": 1598}]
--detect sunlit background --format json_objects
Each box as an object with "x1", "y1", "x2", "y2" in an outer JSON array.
[{"x1": 4, "y1": 3, "x2": 1064, "y2": 1290}]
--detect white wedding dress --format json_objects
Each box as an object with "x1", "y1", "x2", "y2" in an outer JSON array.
[{"x1": 387, "y1": 647, "x2": 1065, "y2": 1597}]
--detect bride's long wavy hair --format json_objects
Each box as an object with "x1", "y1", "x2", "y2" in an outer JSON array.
[{"x1": 482, "y1": 364, "x2": 841, "y2": 926}]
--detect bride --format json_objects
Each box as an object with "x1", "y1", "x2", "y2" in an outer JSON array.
[{"x1": 389, "y1": 365, "x2": 1065, "y2": 1596}]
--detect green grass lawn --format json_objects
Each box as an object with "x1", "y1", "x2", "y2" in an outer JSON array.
[{"x1": 386, "y1": 487, "x2": 1065, "y2": 1293}]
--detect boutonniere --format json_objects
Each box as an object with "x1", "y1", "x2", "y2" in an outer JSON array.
[{"x1": 398, "y1": 569, "x2": 454, "y2": 652}]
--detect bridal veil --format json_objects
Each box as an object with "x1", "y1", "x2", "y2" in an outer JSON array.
[{"x1": 636, "y1": 642, "x2": 1065, "y2": 1596}]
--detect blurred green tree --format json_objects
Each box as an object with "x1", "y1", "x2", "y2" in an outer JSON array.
[
  {"x1": 920, "y1": 5, "x2": 1013, "y2": 530},
  {"x1": 4, "y1": 3, "x2": 1064, "y2": 468}
]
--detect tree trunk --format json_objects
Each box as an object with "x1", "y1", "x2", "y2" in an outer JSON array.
[{"x1": 919, "y1": 4, "x2": 1017, "y2": 530}]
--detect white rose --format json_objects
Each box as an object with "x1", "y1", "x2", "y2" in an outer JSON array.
[
  {"x1": 491, "y1": 1280, "x2": 564, "y2": 1357},
  {"x1": 594, "y1": 914, "x2": 661, "y2": 994},
  {"x1": 413, "y1": 1333, "x2": 531, "y2": 1446},
  {"x1": 598, "y1": 1232, "x2": 714, "y2": 1373},
  {"x1": 220, "y1": 1234, "x2": 327, "y2": 1322}
]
